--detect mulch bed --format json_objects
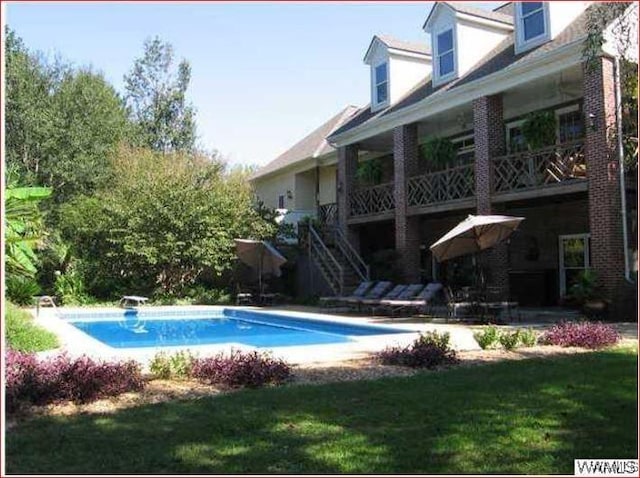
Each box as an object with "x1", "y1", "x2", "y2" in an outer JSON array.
[{"x1": 7, "y1": 340, "x2": 636, "y2": 429}]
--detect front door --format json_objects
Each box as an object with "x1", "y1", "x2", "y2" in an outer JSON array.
[{"x1": 559, "y1": 233, "x2": 591, "y2": 297}]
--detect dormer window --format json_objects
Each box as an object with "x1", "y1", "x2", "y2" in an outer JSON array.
[
  {"x1": 515, "y1": 1, "x2": 550, "y2": 53},
  {"x1": 374, "y1": 62, "x2": 388, "y2": 105},
  {"x1": 436, "y1": 29, "x2": 455, "y2": 77},
  {"x1": 521, "y1": 2, "x2": 545, "y2": 41}
]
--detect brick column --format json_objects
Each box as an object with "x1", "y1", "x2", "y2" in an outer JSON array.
[
  {"x1": 473, "y1": 95, "x2": 510, "y2": 298},
  {"x1": 337, "y1": 144, "x2": 360, "y2": 250},
  {"x1": 584, "y1": 56, "x2": 625, "y2": 311},
  {"x1": 394, "y1": 123, "x2": 421, "y2": 283}
]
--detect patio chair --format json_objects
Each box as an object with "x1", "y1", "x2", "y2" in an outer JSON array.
[
  {"x1": 319, "y1": 280, "x2": 376, "y2": 308},
  {"x1": 444, "y1": 286, "x2": 477, "y2": 320},
  {"x1": 360, "y1": 284, "x2": 409, "y2": 313},
  {"x1": 370, "y1": 283, "x2": 424, "y2": 315},
  {"x1": 340, "y1": 281, "x2": 393, "y2": 311},
  {"x1": 378, "y1": 282, "x2": 444, "y2": 317}
]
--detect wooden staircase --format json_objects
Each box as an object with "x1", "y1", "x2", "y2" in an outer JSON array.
[{"x1": 307, "y1": 224, "x2": 369, "y2": 296}]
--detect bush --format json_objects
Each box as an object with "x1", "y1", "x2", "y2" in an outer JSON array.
[
  {"x1": 376, "y1": 331, "x2": 459, "y2": 369},
  {"x1": 190, "y1": 350, "x2": 291, "y2": 388},
  {"x1": 149, "y1": 350, "x2": 196, "y2": 379},
  {"x1": 5, "y1": 351, "x2": 144, "y2": 413},
  {"x1": 54, "y1": 267, "x2": 91, "y2": 305},
  {"x1": 473, "y1": 325, "x2": 501, "y2": 350},
  {"x1": 518, "y1": 328, "x2": 538, "y2": 347},
  {"x1": 186, "y1": 286, "x2": 231, "y2": 305},
  {"x1": 499, "y1": 330, "x2": 521, "y2": 351},
  {"x1": 5, "y1": 277, "x2": 41, "y2": 306},
  {"x1": 539, "y1": 321, "x2": 620, "y2": 349},
  {"x1": 5, "y1": 303, "x2": 59, "y2": 352}
]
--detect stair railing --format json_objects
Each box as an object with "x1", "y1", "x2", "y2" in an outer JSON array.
[
  {"x1": 309, "y1": 224, "x2": 344, "y2": 296},
  {"x1": 332, "y1": 226, "x2": 370, "y2": 282}
]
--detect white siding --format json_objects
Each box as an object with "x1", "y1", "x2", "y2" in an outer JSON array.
[
  {"x1": 318, "y1": 165, "x2": 337, "y2": 205},
  {"x1": 456, "y1": 19, "x2": 509, "y2": 78},
  {"x1": 389, "y1": 55, "x2": 432, "y2": 105}
]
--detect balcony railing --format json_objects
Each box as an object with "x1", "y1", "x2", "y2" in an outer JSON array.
[
  {"x1": 492, "y1": 140, "x2": 586, "y2": 194},
  {"x1": 350, "y1": 182, "x2": 395, "y2": 217},
  {"x1": 407, "y1": 163, "x2": 475, "y2": 207},
  {"x1": 318, "y1": 202, "x2": 338, "y2": 226}
]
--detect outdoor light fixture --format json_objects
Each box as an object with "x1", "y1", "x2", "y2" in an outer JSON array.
[
  {"x1": 337, "y1": 181, "x2": 343, "y2": 193},
  {"x1": 286, "y1": 190, "x2": 293, "y2": 200},
  {"x1": 588, "y1": 112, "x2": 597, "y2": 131}
]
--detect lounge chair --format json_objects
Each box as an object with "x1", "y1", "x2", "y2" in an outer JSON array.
[
  {"x1": 371, "y1": 283, "x2": 424, "y2": 315},
  {"x1": 340, "y1": 281, "x2": 393, "y2": 310},
  {"x1": 319, "y1": 280, "x2": 376, "y2": 307},
  {"x1": 360, "y1": 284, "x2": 409, "y2": 313},
  {"x1": 378, "y1": 282, "x2": 444, "y2": 316}
]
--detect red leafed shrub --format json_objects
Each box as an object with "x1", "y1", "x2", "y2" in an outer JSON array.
[
  {"x1": 5, "y1": 351, "x2": 144, "y2": 413},
  {"x1": 190, "y1": 349, "x2": 292, "y2": 388},
  {"x1": 539, "y1": 321, "x2": 620, "y2": 349},
  {"x1": 376, "y1": 331, "x2": 459, "y2": 369}
]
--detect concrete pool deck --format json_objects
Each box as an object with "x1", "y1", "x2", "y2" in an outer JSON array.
[{"x1": 31, "y1": 305, "x2": 482, "y2": 367}]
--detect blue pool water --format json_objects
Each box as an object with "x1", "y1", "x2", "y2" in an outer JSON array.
[{"x1": 64, "y1": 309, "x2": 409, "y2": 349}]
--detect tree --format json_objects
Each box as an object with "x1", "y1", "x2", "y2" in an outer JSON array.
[
  {"x1": 584, "y1": 2, "x2": 638, "y2": 168},
  {"x1": 4, "y1": 27, "x2": 56, "y2": 186},
  {"x1": 4, "y1": 28, "x2": 129, "y2": 204},
  {"x1": 124, "y1": 37, "x2": 197, "y2": 154},
  {"x1": 59, "y1": 147, "x2": 277, "y2": 297}
]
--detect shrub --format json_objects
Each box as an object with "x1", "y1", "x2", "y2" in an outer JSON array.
[
  {"x1": 5, "y1": 351, "x2": 144, "y2": 413},
  {"x1": 190, "y1": 350, "x2": 291, "y2": 388},
  {"x1": 539, "y1": 321, "x2": 620, "y2": 349},
  {"x1": 473, "y1": 325, "x2": 501, "y2": 350},
  {"x1": 376, "y1": 331, "x2": 459, "y2": 369},
  {"x1": 54, "y1": 267, "x2": 91, "y2": 305},
  {"x1": 149, "y1": 350, "x2": 196, "y2": 379},
  {"x1": 518, "y1": 328, "x2": 538, "y2": 347},
  {"x1": 5, "y1": 303, "x2": 59, "y2": 352},
  {"x1": 6, "y1": 277, "x2": 41, "y2": 305},
  {"x1": 499, "y1": 330, "x2": 521, "y2": 351},
  {"x1": 187, "y1": 286, "x2": 232, "y2": 305}
]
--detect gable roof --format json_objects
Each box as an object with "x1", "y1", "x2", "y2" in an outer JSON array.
[
  {"x1": 376, "y1": 34, "x2": 431, "y2": 56},
  {"x1": 251, "y1": 105, "x2": 359, "y2": 181},
  {"x1": 423, "y1": 1, "x2": 513, "y2": 31},
  {"x1": 331, "y1": 6, "x2": 590, "y2": 140}
]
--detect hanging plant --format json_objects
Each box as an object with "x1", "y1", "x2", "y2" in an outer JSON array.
[
  {"x1": 522, "y1": 111, "x2": 557, "y2": 150},
  {"x1": 356, "y1": 158, "x2": 383, "y2": 186},
  {"x1": 419, "y1": 137, "x2": 459, "y2": 170}
]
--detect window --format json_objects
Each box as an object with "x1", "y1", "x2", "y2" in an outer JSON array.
[
  {"x1": 452, "y1": 134, "x2": 475, "y2": 164},
  {"x1": 506, "y1": 120, "x2": 527, "y2": 154},
  {"x1": 374, "y1": 62, "x2": 388, "y2": 105},
  {"x1": 520, "y1": 2, "x2": 546, "y2": 42},
  {"x1": 437, "y1": 29, "x2": 455, "y2": 77},
  {"x1": 557, "y1": 106, "x2": 584, "y2": 143},
  {"x1": 278, "y1": 195, "x2": 285, "y2": 209}
]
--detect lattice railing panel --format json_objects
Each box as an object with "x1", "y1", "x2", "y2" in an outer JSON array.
[
  {"x1": 318, "y1": 203, "x2": 338, "y2": 226},
  {"x1": 349, "y1": 182, "x2": 395, "y2": 216},
  {"x1": 407, "y1": 163, "x2": 475, "y2": 207},
  {"x1": 492, "y1": 140, "x2": 586, "y2": 194}
]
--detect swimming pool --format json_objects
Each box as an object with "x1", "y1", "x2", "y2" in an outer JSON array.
[{"x1": 62, "y1": 308, "x2": 410, "y2": 349}]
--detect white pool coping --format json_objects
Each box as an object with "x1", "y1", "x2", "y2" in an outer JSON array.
[{"x1": 32, "y1": 305, "x2": 481, "y2": 368}]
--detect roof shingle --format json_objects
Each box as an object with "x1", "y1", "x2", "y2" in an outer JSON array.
[{"x1": 251, "y1": 106, "x2": 359, "y2": 180}]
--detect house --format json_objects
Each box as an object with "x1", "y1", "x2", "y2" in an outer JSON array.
[{"x1": 252, "y1": 1, "x2": 638, "y2": 317}]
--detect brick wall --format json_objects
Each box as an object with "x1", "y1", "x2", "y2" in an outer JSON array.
[
  {"x1": 337, "y1": 144, "x2": 358, "y2": 233},
  {"x1": 393, "y1": 123, "x2": 421, "y2": 283},
  {"x1": 473, "y1": 95, "x2": 510, "y2": 299},
  {"x1": 584, "y1": 56, "x2": 628, "y2": 314}
]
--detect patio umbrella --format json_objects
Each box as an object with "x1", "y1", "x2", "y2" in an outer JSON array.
[
  {"x1": 430, "y1": 214, "x2": 525, "y2": 262},
  {"x1": 234, "y1": 239, "x2": 287, "y2": 294}
]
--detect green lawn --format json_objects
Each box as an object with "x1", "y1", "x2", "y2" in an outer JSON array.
[
  {"x1": 6, "y1": 347, "x2": 637, "y2": 474},
  {"x1": 4, "y1": 302, "x2": 59, "y2": 352}
]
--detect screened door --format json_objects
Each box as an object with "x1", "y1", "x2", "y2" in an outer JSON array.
[{"x1": 559, "y1": 234, "x2": 590, "y2": 297}]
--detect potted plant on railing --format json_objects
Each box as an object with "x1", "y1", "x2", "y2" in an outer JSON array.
[
  {"x1": 568, "y1": 269, "x2": 609, "y2": 319},
  {"x1": 419, "y1": 137, "x2": 459, "y2": 172},
  {"x1": 355, "y1": 158, "x2": 383, "y2": 187}
]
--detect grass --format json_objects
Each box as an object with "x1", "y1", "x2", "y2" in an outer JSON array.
[
  {"x1": 4, "y1": 302, "x2": 59, "y2": 352},
  {"x1": 6, "y1": 346, "x2": 637, "y2": 474}
]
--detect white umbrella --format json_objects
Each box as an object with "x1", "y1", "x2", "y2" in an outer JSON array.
[
  {"x1": 234, "y1": 239, "x2": 287, "y2": 293},
  {"x1": 430, "y1": 214, "x2": 525, "y2": 262}
]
